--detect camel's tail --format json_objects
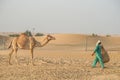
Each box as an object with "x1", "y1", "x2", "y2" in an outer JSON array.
[{"x1": 7, "y1": 41, "x2": 12, "y2": 49}]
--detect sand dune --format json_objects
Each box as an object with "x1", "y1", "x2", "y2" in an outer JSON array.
[{"x1": 35, "y1": 34, "x2": 120, "y2": 51}]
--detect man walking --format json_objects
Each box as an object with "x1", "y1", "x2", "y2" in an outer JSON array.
[{"x1": 91, "y1": 40, "x2": 104, "y2": 69}]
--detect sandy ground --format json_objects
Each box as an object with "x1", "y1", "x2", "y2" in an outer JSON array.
[
  {"x1": 0, "y1": 47, "x2": 120, "y2": 80},
  {"x1": 0, "y1": 33, "x2": 120, "y2": 80}
]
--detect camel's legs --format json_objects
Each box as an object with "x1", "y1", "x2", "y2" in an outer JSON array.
[
  {"x1": 30, "y1": 48, "x2": 34, "y2": 65},
  {"x1": 14, "y1": 48, "x2": 18, "y2": 65},
  {"x1": 9, "y1": 49, "x2": 14, "y2": 65}
]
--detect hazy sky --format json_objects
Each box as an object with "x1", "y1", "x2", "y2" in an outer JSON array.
[{"x1": 0, "y1": 0, "x2": 120, "y2": 34}]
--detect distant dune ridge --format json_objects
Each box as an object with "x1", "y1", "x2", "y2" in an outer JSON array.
[
  {"x1": 0, "y1": 35, "x2": 9, "y2": 49},
  {"x1": 50, "y1": 34, "x2": 120, "y2": 51}
]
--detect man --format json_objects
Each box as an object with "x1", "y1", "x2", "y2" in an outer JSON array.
[{"x1": 91, "y1": 40, "x2": 104, "y2": 69}]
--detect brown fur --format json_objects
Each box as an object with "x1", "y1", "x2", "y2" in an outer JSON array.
[{"x1": 8, "y1": 33, "x2": 55, "y2": 65}]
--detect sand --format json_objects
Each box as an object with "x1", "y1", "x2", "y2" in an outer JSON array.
[
  {"x1": 0, "y1": 34, "x2": 120, "y2": 80},
  {"x1": 0, "y1": 49, "x2": 120, "y2": 80}
]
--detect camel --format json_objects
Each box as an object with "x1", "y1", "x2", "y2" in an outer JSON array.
[{"x1": 8, "y1": 33, "x2": 55, "y2": 65}]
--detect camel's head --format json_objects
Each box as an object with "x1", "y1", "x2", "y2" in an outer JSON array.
[{"x1": 47, "y1": 35, "x2": 56, "y2": 41}]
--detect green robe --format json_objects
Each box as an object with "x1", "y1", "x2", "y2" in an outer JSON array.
[{"x1": 92, "y1": 44, "x2": 104, "y2": 68}]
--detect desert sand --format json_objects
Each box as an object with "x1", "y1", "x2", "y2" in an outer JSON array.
[{"x1": 0, "y1": 34, "x2": 120, "y2": 80}]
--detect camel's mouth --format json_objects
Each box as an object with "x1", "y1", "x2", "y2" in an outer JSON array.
[{"x1": 47, "y1": 35, "x2": 56, "y2": 40}]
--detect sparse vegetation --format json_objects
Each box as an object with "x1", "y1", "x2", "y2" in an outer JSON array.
[
  {"x1": 24, "y1": 30, "x2": 32, "y2": 36},
  {"x1": 35, "y1": 33, "x2": 44, "y2": 36},
  {"x1": 92, "y1": 33, "x2": 98, "y2": 37},
  {"x1": 9, "y1": 30, "x2": 33, "y2": 37},
  {"x1": 106, "y1": 34, "x2": 111, "y2": 37},
  {"x1": 9, "y1": 34, "x2": 19, "y2": 37}
]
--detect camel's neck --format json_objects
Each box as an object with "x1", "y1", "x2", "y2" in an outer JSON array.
[{"x1": 40, "y1": 37, "x2": 50, "y2": 47}]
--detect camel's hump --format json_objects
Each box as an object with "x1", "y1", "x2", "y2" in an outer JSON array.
[{"x1": 17, "y1": 33, "x2": 29, "y2": 48}]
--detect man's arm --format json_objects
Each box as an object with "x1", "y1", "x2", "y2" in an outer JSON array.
[
  {"x1": 91, "y1": 52, "x2": 95, "y2": 56},
  {"x1": 92, "y1": 45, "x2": 98, "y2": 56}
]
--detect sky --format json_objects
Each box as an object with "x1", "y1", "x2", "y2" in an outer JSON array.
[{"x1": 0, "y1": 0, "x2": 120, "y2": 34}]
